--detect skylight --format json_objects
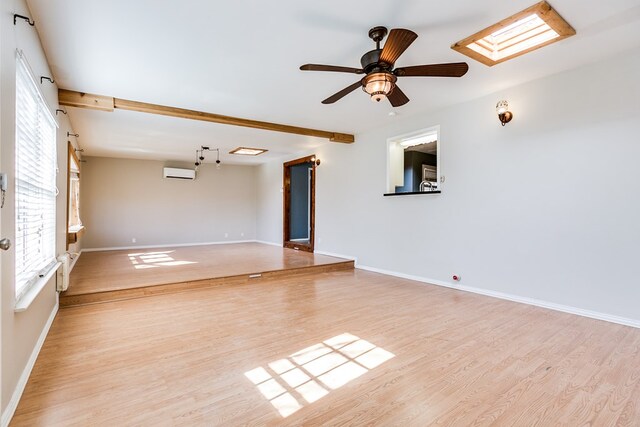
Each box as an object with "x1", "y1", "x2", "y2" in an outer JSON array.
[
  {"x1": 451, "y1": 1, "x2": 575, "y2": 66},
  {"x1": 229, "y1": 147, "x2": 268, "y2": 156}
]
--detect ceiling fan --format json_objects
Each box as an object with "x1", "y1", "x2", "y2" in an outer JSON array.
[{"x1": 300, "y1": 26, "x2": 469, "y2": 107}]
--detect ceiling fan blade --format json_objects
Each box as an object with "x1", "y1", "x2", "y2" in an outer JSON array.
[
  {"x1": 379, "y1": 29, "x2": 418, "y2": 66},
  {"x1": 388, "y1": 85, "x2": 410, "y2": 107},
  {"x1": 395, "y1": 62, "x2": 469, "y2": 77},
  {"x1": 321, "y1": 81, "x2": 362, "y2": 104},
  {"x1": 300, "y1": 64, "x2": 364, "y2": 74}
]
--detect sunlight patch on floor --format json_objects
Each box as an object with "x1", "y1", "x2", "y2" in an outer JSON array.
[
  {"x1": 245, "y1": 333, "x2": 395, "y2": 418},
  {"x1": 127, "y1": 250, "x2": 197, "y2": 270}
]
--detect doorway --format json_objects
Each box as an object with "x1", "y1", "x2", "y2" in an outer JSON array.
[{"x1": 283, "y1": 155, "x2": 316, "y2": 252}]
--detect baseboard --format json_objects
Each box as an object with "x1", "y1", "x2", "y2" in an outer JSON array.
[
  {"x1": 69, "y1": 250, "x2": 81, "y2": 272},
  {"x1": 314, "y1": 250, "x2": 358, "y2": 262},
  {"x1": 1, "y1": 302, "x2": 59, "y2": 427},
  {"x1": 82, "y1": 240, "x2": 257, "y2": 252},
  {"x1": 356, "y1": 264, "x2": 640, "y2": 329},
  {"x1": 254, "y1": 240, "x2": 282, "y2": 247}
]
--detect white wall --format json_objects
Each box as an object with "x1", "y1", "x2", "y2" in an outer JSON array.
[
  {"x1": 257, "y1": 47, "x2": 640, "y2": 323},
  {"x1": 256, "y1": 159, "x2": 284, "y2": 244},
  {"x1": 1, "y1": 0, "x2": 80, "y2": 419},
  {"x1": 81, "y1": 157, "x2": 257, "y2": 249}
]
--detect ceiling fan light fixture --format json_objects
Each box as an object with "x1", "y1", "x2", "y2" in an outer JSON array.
[{"x1": 363, "y1": 72, "x2": 396, "y2": 103}]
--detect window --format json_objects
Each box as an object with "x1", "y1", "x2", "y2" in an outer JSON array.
[
  {"x1": 386, "y1": 126, "x2": 440, "y2": 195},
  {"x1": 67, "y1": 142, "x2": 84, "y2": 247},
  {"x1": 14, "y1": 52, "x2": 57, "y2": 300}
]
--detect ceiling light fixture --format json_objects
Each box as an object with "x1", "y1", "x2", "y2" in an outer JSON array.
[
  {"x1": 362, "y1": 72, "x2": 397, "y2": 103},
  {"x1": 229, "y1": 147, "x2": 268, "y2": 156},
  {"x1": 194, "y1": 146, "x2": 222, "y2": 169},
  {"x1": 496, "y1": 100, "x2": 513, "y2": 126},
  {"x1": 451, "y1": 1, "x2": 575, "y2": 66}
]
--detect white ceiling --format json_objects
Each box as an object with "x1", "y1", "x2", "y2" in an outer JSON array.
[{"x1": 26, "y1": 0, "x2": 640, "y2": 165}]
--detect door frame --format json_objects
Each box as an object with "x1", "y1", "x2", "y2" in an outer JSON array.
[{"x1": 283, "y1": 154, "x2": 316, "y2": 252}]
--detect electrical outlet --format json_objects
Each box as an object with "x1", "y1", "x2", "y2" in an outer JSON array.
[
  {"x1": 132, "y1": 238, "x2": 137, "y2": 243},
  {"x1": 224, "y1": 233, "x2": 228, "y2": 238},
  {"x1": 240, "y1": 232, "x2": 244, "y2": 237}
]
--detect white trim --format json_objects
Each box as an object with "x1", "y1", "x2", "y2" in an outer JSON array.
[
  {"x1": 254, "y1": 240, "x2": 282, "y2": 247},
  {"x1": 69, "y1": 250, "x2": 82, "y2": 272},
  {"x1": 14, "y1": 262, "x2": 61, "y2": 312},
  {"x1": 1, "y1": 302, "x2": 59, "y2": 427},
  {"x1": 82, "y1": 239, "x2": 257, "y2": 253},
  {"x1": 356, "y1": 264, "x2": 640, "y2": 329},
  {"x1": 387, "y1": 125, "x2": 440, "y2": 193},
  {"x1": 314, "y1": 250, "x2": 357, "y2": 262}
]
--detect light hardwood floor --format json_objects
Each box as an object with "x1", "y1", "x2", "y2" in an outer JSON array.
[
  {"x1": 67, "y1": 243, "x2": 349, "y2": 295},
  {"x1": 61, "y1": 243, "x2": 353, "y2": 307},
  {"x1": 12, "y1": 269, "x2": 640, "y2": 426}
]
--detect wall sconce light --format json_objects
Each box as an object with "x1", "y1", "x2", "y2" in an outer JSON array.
[{"x1": 496, "y1": 100, "x2": 513, "y2": 126}]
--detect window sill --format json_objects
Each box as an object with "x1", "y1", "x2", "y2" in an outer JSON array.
[
  {"x1": 383, "y1": 191, "x2": 442, "y2": 197},
  {"x1": 15, "y1": 262, "x2": 61, "y2": 312},
  {"x1": 67, "y1": 225, "x2": 85, "y2": 244}
]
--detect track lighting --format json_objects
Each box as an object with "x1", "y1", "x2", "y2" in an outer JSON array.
[{"x1": 194, "y1": 146, "x2": 222, "y2": 169}]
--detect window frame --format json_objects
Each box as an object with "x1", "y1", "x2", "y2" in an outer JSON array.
[
  {"x1": 14, "y1": 50, "x2": 59, "y2": 302},
  {"x1": 385, "y1": 125, "x2": 441, "y2": 196},
  {"x1": 66, "y1": 141, "x2": 84, "y2": 248}
]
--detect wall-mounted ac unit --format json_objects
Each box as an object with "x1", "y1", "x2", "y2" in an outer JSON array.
[{"x1": 163, "y1": 167, "x2": 196, "y2": 180}]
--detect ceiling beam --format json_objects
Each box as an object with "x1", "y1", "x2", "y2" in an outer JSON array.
[{"x1": 58, "y1": 89, "x2": 355, "y2": 143}]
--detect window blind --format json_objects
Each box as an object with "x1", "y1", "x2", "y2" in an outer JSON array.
[{"x1": 14, "y1": 53, "x2": 57, "y2": 300}]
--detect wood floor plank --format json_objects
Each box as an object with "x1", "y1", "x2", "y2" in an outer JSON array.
[
  {"x1": 61, "y1": 242, "x2": 353, "y2": 306},
  {"x1": 11, "y1": 269, "x2": 640, "y2": 426},
  {"x1": 65, "y1": 242, "x2": 350, "y2": 295}
]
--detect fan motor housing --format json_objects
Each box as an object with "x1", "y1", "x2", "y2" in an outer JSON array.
[{"x1": 361, "y1": 49, "x2": 384, "y2": 73}]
